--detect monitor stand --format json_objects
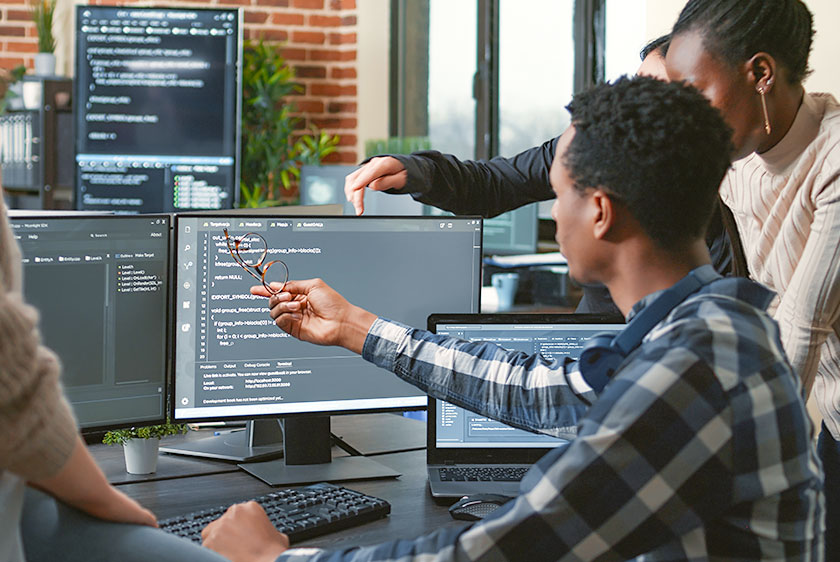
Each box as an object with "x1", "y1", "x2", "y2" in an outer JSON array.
[
  {"x1": 160, "y1": 418, "x2": 284, "y2": 462},
  {"x1": 238, "y1": 416, "x2": 400, "y2": 486}
]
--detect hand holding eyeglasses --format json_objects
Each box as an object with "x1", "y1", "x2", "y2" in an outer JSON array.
[
  {"x1": 250, "y1": 279, "x2": 377, "y2": 355},
  {"x1": 223, "y1": 229, "x2": 289, "y2": 295}
]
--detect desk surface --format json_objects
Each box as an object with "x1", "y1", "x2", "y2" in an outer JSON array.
[{"x1": 91, "y1": 414, "x2": 459, "y2": 551}]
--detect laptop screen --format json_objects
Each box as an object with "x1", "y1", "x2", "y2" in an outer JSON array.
[{"x1": 428, "y1": 313, "x2": 624, "y2": 457}]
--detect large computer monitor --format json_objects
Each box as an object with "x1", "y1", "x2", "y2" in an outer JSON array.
[
  {"x1": 169, "y1": 214, "x2": 483, "y2": 484},
  {"x1": 9, "y1": 213, "x2": 171, "y2": 431},
  {"x1": 74, "y1": 6, "x2": 242, "y2": 213},
  {"x1": 300, "y1": 165, "x2": 539, "y2": 254}
]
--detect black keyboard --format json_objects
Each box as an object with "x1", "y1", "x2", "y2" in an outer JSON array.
[
  {"x1": 438, "y1": 466, "x2": 528, "y2": 482},
  {"x1": 158, "y1": 482, "x2": 390, "y2": 544}
]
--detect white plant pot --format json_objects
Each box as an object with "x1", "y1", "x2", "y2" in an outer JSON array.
[
  {"x1": 33, "y1": 52, "x2": 56, "y2": 77},
  {"x1": 123, "y1": 438, "x2": 160, "y2": 474}
]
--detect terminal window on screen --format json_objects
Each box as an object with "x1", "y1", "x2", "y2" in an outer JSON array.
[
  {"x1": 74, "y1": 7, "x2": 240, "y2": 213},
  {"x1": 173, "y1": 217, "x2": 483, "y2": 419},
  {"x1": 10, "y1": 216, "x2": 170, "y2": 429}
]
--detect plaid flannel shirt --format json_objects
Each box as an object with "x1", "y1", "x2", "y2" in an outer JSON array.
[{"x1": 279, "y1": 269, "x2": 823, "y2": 561}]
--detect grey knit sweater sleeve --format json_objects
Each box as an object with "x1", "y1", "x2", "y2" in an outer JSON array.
[{"x1": 0, "y1": 197, "x2": 78, "y2": 480}]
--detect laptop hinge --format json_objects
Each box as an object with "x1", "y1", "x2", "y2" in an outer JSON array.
[{"x1": 443, "y1": 460, "x2": 455, "y2": 465}]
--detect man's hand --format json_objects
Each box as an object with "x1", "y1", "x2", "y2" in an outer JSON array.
[
  {"x1": 251, "y1": 279, "x2": 377, "y2": 354},
  {"x1": 344, "y1": 157, "x2": 408, "y2": 215},
  {"x1": 202, "y1": 501, "x2": 290, "y2": 562}
]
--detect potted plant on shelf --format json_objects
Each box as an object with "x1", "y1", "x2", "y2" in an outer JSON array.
[
  {"x1": 240, "y1": 39, "x2": 339, "y2": 208},
  {"x1": 30, "y1": 0, "x2": 56, "y2": 76},
  {"x1": 103, "y1": 422, "x2": 187, "y2": 474}
]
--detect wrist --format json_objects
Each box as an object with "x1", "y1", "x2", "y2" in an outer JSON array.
[{"x1": 339, "y1": 306, "x2": 377, "y2": 354}]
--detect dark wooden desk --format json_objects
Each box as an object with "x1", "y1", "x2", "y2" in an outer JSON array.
[{"x1": 91, "y1": 414, "x2": 460, "y2": 551}]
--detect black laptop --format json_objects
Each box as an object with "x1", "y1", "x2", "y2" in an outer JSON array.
[{"x1": 426, "y1": 313, "x2": 624, "y2": 498}]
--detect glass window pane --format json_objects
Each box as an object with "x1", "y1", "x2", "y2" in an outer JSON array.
[
  {"x1": 605, "y1": 0, "x2": 647, "y2": 82},
  {"x1": 428, "y1": 0, "x2": 477, "y2": 159},
  {"x1": 498, "y1": 0, "x2": 574, "y2": 157}
]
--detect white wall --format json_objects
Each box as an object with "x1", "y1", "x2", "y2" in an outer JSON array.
[
  {"x1": 357, "y1": 0, "x2": 391, "y2": 161},
  {"x1": 644, "y1": 0, "x2": 840, "y2": 96}
]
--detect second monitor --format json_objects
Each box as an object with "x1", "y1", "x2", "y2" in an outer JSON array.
[{"x1": 170, "y1": 214, "x2": 483, "y2": 484}]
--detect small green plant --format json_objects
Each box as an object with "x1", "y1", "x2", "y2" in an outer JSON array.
[
  {"x1": 0, "y1": 65, "x2": 27, "y2": 114},
  {"x1": 240, "y1": 39, "x2": 339, "y2": 208},
  {"x1": 102, "y1": 423, "x2": 187, "y2": 446},
  {"x1": 30, "y1": 0, "x2": 56, "y2": 53}
]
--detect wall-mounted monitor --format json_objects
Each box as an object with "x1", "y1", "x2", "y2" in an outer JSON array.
[{"x1": 74, "y1": 6, "x2": 242, "y2": 213}]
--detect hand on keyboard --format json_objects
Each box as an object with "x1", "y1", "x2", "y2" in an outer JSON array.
[
  {"x1": 202, "y1": 501, "x2": 291, "y2": 562},
  {"x1": 159, "y1": 483, "x2": 390, "y2": 546}
]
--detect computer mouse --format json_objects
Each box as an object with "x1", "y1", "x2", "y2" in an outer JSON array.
[{"x1": 448, "y1": 493, "x2": 513, "y2": 521}]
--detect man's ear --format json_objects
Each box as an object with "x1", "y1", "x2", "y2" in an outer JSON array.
[{"x1": 590, "y1": 189, "x2": 616, "y2": 240}]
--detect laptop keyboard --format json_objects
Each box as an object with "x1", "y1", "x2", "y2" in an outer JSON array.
[
  {"x1": 438, "y1": 466, "x2": 528, "y2": 482},
  {"x1": 158, "y1": 482, "x2": 390, "y2": 544}
]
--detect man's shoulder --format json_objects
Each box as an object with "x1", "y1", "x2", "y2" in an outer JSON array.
[{"x1": 640, "y1": 278, "x2": 788, "y2": 390}]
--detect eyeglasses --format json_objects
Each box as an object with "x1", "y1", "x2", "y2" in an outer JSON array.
[{"x1": 223, "y1": 229, "x2": 289, "y2": 295}]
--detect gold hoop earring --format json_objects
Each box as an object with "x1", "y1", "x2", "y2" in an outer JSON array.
[{"x1": 758, "y1": 86, "x2": 772, "y2": 135}]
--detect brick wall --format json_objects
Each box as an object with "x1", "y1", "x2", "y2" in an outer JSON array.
[{"x1": 0, "y1": 0, "x2": 359, "y2": 164}]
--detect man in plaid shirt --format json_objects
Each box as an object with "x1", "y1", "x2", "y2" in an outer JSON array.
[{"x1": 204, "y1": 76, "x2": 824, "y2": 561}]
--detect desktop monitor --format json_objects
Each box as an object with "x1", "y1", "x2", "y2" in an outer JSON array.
[
  {"x1": 9, "y1": 213, "x2": 171, "y2": 431},
  {"x1": 74, "y1": 6, "x2": 242, "y2": 213},
  {"x1": 426, "y1": 204, "x2": 539, "y2": 256},
  {"x1": 169, "y1": 214, "x2": 483, "y2": 484},
  {"x1": 299, "y1": 165, "x2": 426, "y2": 216}
]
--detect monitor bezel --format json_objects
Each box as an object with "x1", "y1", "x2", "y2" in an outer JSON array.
[
  {"x1": 73, "y1": 5, "x2": 243, "y2": 213},
  {"x1": 169, "y1": 213, "x2": 484, "y2": 424},
  {"x1": 10, "y1": 212, "x2": 173, "y2": 433}
]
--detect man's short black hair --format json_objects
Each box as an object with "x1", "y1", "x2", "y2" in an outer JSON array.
[
  {"x1": 564, "y1": 75, "x2": 733, "y2": 250},
  {"x1": 672, "y1": 0, "x2": 814, "y2": 84}
]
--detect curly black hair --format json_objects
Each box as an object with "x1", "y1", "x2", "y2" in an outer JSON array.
[
  {"x1": 564, "y1": 75, "x2": 733, "y2": 250},
  {"x1": 671, "y1": 0, "x2": 814, "y2": 84}
]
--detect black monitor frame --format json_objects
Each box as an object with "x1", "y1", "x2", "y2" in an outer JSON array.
[
  {"x1": 165, "y1": 214, "x2": 483, "y2": 485},
  {"x1": 73, "y1": 5, "x2": 243, "y2": 213},
  {"x1": 9, "y1": 212, "x2": 173, "y2": 433}
]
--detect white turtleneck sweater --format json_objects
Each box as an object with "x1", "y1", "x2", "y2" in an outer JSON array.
[{"x1": 720, "y1": 91, "x2": 840, "y2": 438}]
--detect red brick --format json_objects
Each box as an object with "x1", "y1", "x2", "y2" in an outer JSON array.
[
  {"x1": 294, "y1": 99, "x2": 325, "y2": 113},
  {"x1": 252, "y1": 28, "x2": 289, "y2": 42},
  {"x1": 341, "y1": 15, "x2": 356, "y2": 26},
  {"x1": 244, "y1": 10, "x2": 269, "y2": 24},
  {"x1": 330, "y1": 0, "x2": 355, "y2": 9},
  {"x1": 0, "y1": 56, "x2": 25, "y2": 70},
  {"x1": 256, "y1": 0, "x2": 290, "y2": 6},
  {"x1": 323, "y1": 150, "x2": 358, "y2": 164},
  {"x1": 0, "y1": 25, "x2": 25, "y2": 37},
  {"x1": 292, "y1": 30, "x2": 325, "y2": 44},
  {"x1": 336, "y1": 134, "x2": 357, "y2": 146},
  {"x1": 270, "y1": 12, "x2": 304, "y2": 25},
  {"x1": 328, "y1": 101, "x2": 356, "y2": 113},
  {"x1": 6, "y1": 40, "x2": 37, "y2": 53},
  {"x1": 309, "y1": 14, "x2": 341, "y2": 27},
  {"x1": 6, "y1": 10, "x2": 30, "y2": 21},
  {"x1": 309, "y1": 49, "x2": 341, "y2": 62},
  {"x1": 328, "y1": 32, "x2": 356, "y2": 45},
  {"x1": 330, "y1": 67, "x2": 356, "y2": 79},
  {"x1": 292, "y1": 0, "x2": 323, "y2": 8},
  {"x1": 280, "y1": 47, "x2": 307, "y2": 61},
  {"x1": 338, "y1": 49, "x2": 356, "y2": 62},
  {"x1": 310, "y1": 83, "x2": 342, "y2": 97},
  {"x1": 293, "y1": 64, "x2": 326, "y2": 78},
  {"x1": 312, "y1": 117, "x2": 357, "y2": 129}
]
